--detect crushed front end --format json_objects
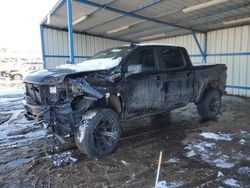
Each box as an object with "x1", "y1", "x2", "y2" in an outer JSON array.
[{"x1": 23, "y1": 77, "x2": 101, "y2": 135}]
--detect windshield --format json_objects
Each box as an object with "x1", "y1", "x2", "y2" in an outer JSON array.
[
  {"x1": 91, "y1": 47, "x2": 131, "y2": 60},
  {"x1": 57, "y1": 47, "x2": 131, "y2": 71}
]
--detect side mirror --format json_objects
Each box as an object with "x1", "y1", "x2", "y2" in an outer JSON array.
[{"x1": 127, "y1": 64, "x2": 142, "y2": 74}]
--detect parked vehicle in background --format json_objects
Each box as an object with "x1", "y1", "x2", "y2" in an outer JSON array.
[
  {"x1": 23, "y1": 44, "x2": 227, "y2": 158},
  {"x1": 0, "y1": 62, "x2": 43, "y2": 80},
  {"x1": 9, "y1": 64, "x2": 43, "y2": 80}
]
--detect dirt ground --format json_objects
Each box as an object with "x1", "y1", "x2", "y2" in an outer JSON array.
[{"x1": 0, "y1": 90, "x2": 249, "y2": 188}]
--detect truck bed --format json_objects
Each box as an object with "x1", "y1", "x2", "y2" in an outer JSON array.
[{"x1": 192, "y1": 64, "x2": 227, "y2": 103}]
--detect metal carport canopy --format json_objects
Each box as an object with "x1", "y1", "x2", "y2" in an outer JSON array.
[{"x1": 40, "y1": 0, "x2": 250, "y2": 63}]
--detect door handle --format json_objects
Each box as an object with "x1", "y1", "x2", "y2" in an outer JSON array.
[
  {"x1": 186, "y1": 72, "x2": 191, "y2": 77},
  {"x1": 154, "y1": 75, "x2": 161, "y2": 80}
]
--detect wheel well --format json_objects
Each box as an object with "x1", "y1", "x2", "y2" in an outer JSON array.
[
  {"x1": 196, "y1": 79, "x2": 223, "y2": 103},
  {"x1": 206, "y1": 80, "x2": 223, "y2": 94},
  {"x1": 91, "y1": 94, "x2": 123, "y2": 114}
]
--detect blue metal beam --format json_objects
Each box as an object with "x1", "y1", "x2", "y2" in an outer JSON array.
[
  {"x1": 204, "y1": 32, "x2": 207, "y2": 63},
  {"x1": 40, "y1": 25, "x2": 46, "y2": 68},
  {"x1": 190, "y1": 52, "x2": 250, "y2": 57},
  {"x1": 207, "y1": 52, "x2": 250, "y2": 56},
  {"x1": 76, "y1": 0, "x2": 204, "y2": 33},
  {"x1": 67, "y1": 0, "x2": 75, "y2": 64},
  {"x1": 226, "y1": 85, "x2": 250, "y2": 90},
  {"x1": 192, "y1": 31, "x2": 206, "y2": 62},
  {"x1": 85, "y1": 0, "x2": 163, "y2": 32},
  {"x1": 45, "y1": 55, "x2": 91, "y2": 58}
]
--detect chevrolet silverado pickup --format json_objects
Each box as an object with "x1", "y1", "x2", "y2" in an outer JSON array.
[{"x1": 23, "y1": 44, "x2": 227, "y2": 158}]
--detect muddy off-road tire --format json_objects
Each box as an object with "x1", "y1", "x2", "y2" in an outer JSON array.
[
  {"x1": 197, "y1": 89, "x2": 221, "y2": 120},
  {"x1": 75, "y1": 108, "x2": 121, "y2": 158}
]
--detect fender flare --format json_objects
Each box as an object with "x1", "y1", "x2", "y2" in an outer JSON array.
[{"x1": 195, "y1": 77, "x2": 224, "y2": 103}]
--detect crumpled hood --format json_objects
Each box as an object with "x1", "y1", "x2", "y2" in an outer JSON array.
[
  {"x1": 23, "y1": 68, "x2": 77, "y2": 85},
  {"x1": 24, "y1": 57, "x2": 122, "y2": 85},
  {"x1": 57, "y1": 57, "x2": 122, "y2": 71}
]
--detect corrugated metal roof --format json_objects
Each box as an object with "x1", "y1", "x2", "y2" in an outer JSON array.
[{"x1": 41, "y1": 0, "x2": 250, "y2": 42}]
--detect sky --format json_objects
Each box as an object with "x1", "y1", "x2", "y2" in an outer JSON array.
[{"x1": 0, "y1": 0, "x2": 58, "y2": 53}]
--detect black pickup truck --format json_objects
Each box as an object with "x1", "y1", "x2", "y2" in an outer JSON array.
[{"x1": 23, "y1": 44, "x2": 227, "y2": 158}]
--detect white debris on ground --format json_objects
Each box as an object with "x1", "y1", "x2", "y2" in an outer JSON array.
[
  {"x1": 240, "y1": 130, "x2": 250, "y2": 135},
  {"x1": 121, "y1": 160, "x2": 129, "y2": 166},
  {"x1": 0, "y1": 107, "x2": 47, "y2": 149},
  {"x1": 47, "y1": 151, "x2": 77, "y2": 167},
  {"x1": 224, "y1": 178, "x2": 240, "y2": 187},
  {"x1": 166, "y1": 157, "x2": 180, "y2": 163},
  {"x1": 184, "y1": 141, "x2": 215, "y2": 158},
  {"x1": 156, "y1": 180, "x2": 184, "y2": 188},
  {"x1": 237, "y1": 167, "x2": 250, "y2": 178},
  {"x1": 184, "y1": 141, "x2": 236, "y2": 169},
  {"x1": 200, "y1": 132, "x2": 233, "y2": 141},
  {"x1": 214, "y1": 155, "x2": 235, "y2": 168},
  {"x1": 217, "y1": 171, "x2": 224, "y2": 177},
  {"x1": 186, "y1": 150, "x2": 196, "y2": 157},
  {"x1": 125, "y1": 173, "x2": 135, "y2": 184},
  {"x1": 239, "y1": 139, "x2": 246, "y2": 145},
  {"x1": 183, "y1": 129, "x2": 250, "y2": 187}
]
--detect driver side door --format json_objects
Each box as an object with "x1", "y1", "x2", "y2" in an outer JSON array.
[{"x1": 121, "y1": 47, "x2": 165, "y2": 118}]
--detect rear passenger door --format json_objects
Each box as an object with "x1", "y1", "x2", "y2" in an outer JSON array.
[{"x1": 158, "y1": 47, "x2": 193, "y2": 108}]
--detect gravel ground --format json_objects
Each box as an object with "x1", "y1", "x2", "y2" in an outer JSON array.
[{"x1": 0, "y1": 91, "x2": 249, "y2": 188}]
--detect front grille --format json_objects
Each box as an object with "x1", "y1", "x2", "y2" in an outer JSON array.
[
  {"x1": 25, "y1": 95, "x2": 38, "y2": 105},
  {"x1": 25, "y1": 83, "x2": 48, "y2": 105}
]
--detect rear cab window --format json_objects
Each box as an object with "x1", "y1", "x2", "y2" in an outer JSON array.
[{"x1": 158, "y1": 47, "x2": 186, "y2": 70}]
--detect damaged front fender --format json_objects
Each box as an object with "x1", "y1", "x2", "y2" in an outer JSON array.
[{"x1": 69, "y1": 78, "x2": 103, "y2": 99}]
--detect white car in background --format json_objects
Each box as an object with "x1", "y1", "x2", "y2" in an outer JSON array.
[{"x1": 2, "y1": 63, "x2": 43, "y2": 80}]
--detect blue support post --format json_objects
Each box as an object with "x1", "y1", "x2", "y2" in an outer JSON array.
[
  {"x1": 192, "y1": 31, "x2": 206, "y2": 63},
  {"x1": 67, "y1": 0, "x2": 75, "y2": 64},
  {"x1": 204, "y1": 32, "x2": 208, "y2": 63},
  {"x1": 40, "y1": 25, "x2": 46, "y2": 68}
]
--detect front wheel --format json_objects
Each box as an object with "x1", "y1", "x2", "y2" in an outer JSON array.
[
  {"x1": 75, "y1": 108, "x2": 121, "y2": 159},
  {"x1": 197, "y1": 89, "x2": 221, "y2": 120}
]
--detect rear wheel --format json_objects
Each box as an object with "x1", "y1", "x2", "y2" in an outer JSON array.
[
  {"x1": 75, "y1": 108, "x2": 121, "y2": 158},
  {"x1": 197, "y1": 89, "x2": 221, "y2": 120}
]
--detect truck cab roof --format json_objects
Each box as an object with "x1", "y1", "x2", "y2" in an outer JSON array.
[{"x1": 122, "y1": 43, "x2": 182, "y2": 48}]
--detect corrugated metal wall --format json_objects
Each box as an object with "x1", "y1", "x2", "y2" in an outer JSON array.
[
  {"x1": 207, "y1": 25, "x2": 250, "y2": 97},
  {"x1": 43, "y1": 28, "x2": 126, "y2": 69},
  {"x1": 150, "y1": 25, "x2": 250, "y2": 97}
]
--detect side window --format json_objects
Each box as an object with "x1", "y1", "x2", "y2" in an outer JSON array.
[
  {"x1": 127, "y1": 48, "x2": 156, "y2": 73},
  {"x1": 160, "y1": 47, "x2": 184, "y2": 69}
]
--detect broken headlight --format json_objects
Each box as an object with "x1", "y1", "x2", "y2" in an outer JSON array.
[{"x1": 69, "y1": 78, "x2": 84, "y2": 95}]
